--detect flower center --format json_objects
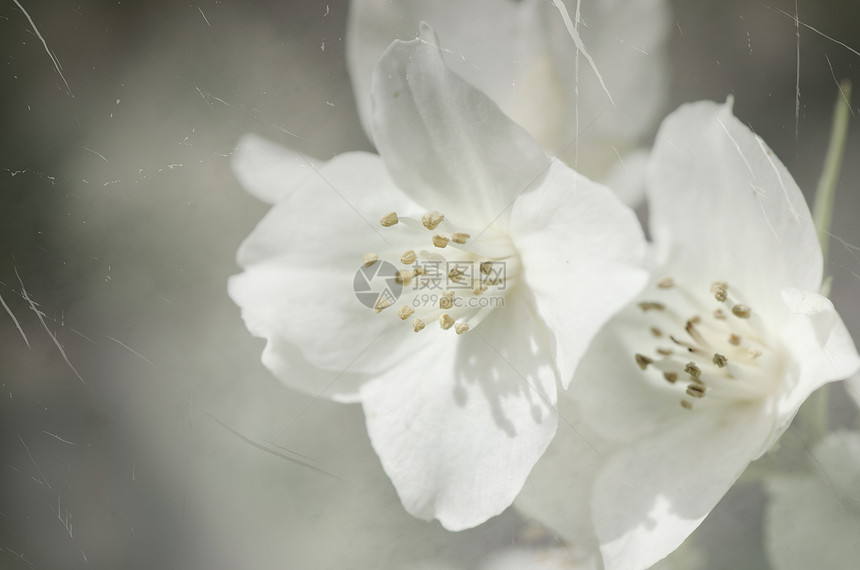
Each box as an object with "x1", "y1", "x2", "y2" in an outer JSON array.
[
  {"x1": 363, "y1": 210, "x2": 519, "y2": 335},
  {"x1": 632, "y1": 277, "x2": 782, "y2": 410}
]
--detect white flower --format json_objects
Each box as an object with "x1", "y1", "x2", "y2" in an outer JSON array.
[
  {"x1": 764, "y1": 431, "x2": 860, "y2": 570},
  {"x1": 515, "y1": 100, "x2": 860, "y2": 569},
  {"x1": 228, "y1": 25, "x2": 647, "y2": 530},
  {"x1": 347, "y1": 0, "x2": 671, "y2": 190}
]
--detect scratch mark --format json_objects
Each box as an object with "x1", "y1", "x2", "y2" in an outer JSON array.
[
  {"x1": 82, "y1": 146, "x2": 108, "y2": 162},
  {"x1": 551, "y1": 0, "x2": 615, "y2": 107},
  {"x1": 11, "y1": 0, "x2": 73, "y2": 96},
  {"x1": 103, "y1": 333, "x2": 160, "y2": 371},
  {"x1": 201, "y1": 409, "x2": 351, "y2": 484},
  {"x1": 18, "y1": 433, "x2": 52, "y2": 490},
  {"x1": 42, "y1": 431, "x2": 78, "y2": 446},
  {"x1": 0, "y1": 289, "x2": 30, "y2": 348},
  {"x1": 768, "y1": 5, "x2": 860, "y2": 58},
  {"x1": 753, "y1": 132, "x2": 801, "y2": 222},
  {"x1": 794, "y1": 0, "x2": 800, "y2": 141},
  {"x1": 825, "y1": 54, "x2": 855, "y2": 117},
  {"x1": 16, "y1": 267, "x2": 85, "y2": 384},
  {"x1": 197, "y1": 6, "x2": 211, "y2": 28}
]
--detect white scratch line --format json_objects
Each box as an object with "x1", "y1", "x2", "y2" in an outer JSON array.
[
  {"x1": 770, "y1": 6, "x2": 860, "y2": 58},
  {"x1": 825, "y1": 54, "x2": 855, "y2": 117},
  {"x1": 197, "y1": 6, "x2": 211, "y2": 28},
  {"x1": 551, "y1": 0, "x2": 615, "y2": 107},
  {"x1": 15, "y1": 268, "x2": 85, "y2": 384},
  {"x1": 42, "y1": 431, "x2": 78, "y2": 446},
  {"x1": 716, "y1": 118, "x2": 755, "y2": 177},
  {"x1": 82, "y1": 146, "x2": 108, "y2": 162},
  {"x1": 794, "y1": 0, "x2": 800, "y2": 141},
  {"x1": 18, "y1": 433, "x2": 52, "y2": 490},
  {"x1": 12, "y1": 0, "x2": 73, "y2": 96},
  {"x1": 753, "y1": 133, "x2": 801, "y2": 222},
  {"x1": 103, "y1": 333, "x2": 160, "y2": 370},
  {"x1": 0, "y1": 290, "x2": 29, "y2": 348}
]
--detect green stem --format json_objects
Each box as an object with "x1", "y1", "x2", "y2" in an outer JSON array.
[
  {"x1": 812, "y1": 79, "x2": 852, "y2": 281},
  {"x1": 800, "y1": 80, "x2": 852, "y2": 443}
]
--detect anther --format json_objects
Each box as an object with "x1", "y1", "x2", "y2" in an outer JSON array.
[
  {"x1": 657, "y1": 277, "x2": 674, "y2": 289},
  {"x1": 400, "y1": 250, "x2": 417, "y2": 264},
  {"x1": 713, "y1": 308, "x2": 727, "y2": 320},
  {"x1": 479, "y1": 261, "x2": 493, "y2": 275},
  {"x1": 657, "y1": 348, "x2": 674, "y2": 356},
  {"x1": 684, "y1": 362, "x2": 702, "y2": 379},
  {"x1": 440, "y1": 291, "x2": 454, "y2": 309},
  {"x1": 711, "y1": 281, "x2": 728, "y2": 302},
  {"x1": 432, "y1": 235, "x2": 449, "y2": 248},
  {"x1": 713, "y1": 353, "x2": 728, "y2": 368},
  {"x1": 363, "y1": 253, "x2": 379, "y2": 267},
  {"x1": 398, "y1": 306, "x2": 414, "y2": 320},
  {"x1": 422, "y1": 211, "x2": 444, "y2": 230},
  {"x1": 454, "y1": 322, "x2": 470, "y2": 335},
  {"x1": 448, "y1": 268, "x2": 464, "y2": 283},
  {"x1": 732, "y1": 304, "x2": 752, "y2": 319},
  {"x1": 395, "y1": 270, "x2": 412, "y2": 286},
  {"x1": 686, "y1": 384, "x2": 706, "y2": 398},
  {"x1": 451, "y1": 232, "x2": 470, "y2": 244},
  {"x1": 413, "y1": 266, "x2": 426, "y2": 276},
  {"x1": 473, "y1": 283, "x2": 488, "y2": 295},
  {"x1": 439, "y1": 314, "x2": 454, "y2": 330},
  {"x1": 635, "y1": 354, "x2": 653, "y2": 370},
  {"x1": 638, "y1": 301, "x2": 666, "y2": 312},
  {"x1": 412, "y1": 318, "x2": 425, "y2": 332},
  {"x1": 374, "y1": 297, "x2": 392, "y2": 313},
  {"x1": 380, "y1": 212, "x2": 399, "y2": 227},
  {"x1": 650, "y1": 327, "x2": 663, "y2": 337},
  {"x1": 664, "y1": 372, "x2": 678, "y2": 383},
  {"x1": 729, "y1": 334, "x2": 741, "y2": 346},
  {"x1": 685, "y1": 320, "x2": 707, "y2": 346},
  {"x1": 680, "y1": 400, "x2": 693, "y2": 410}
]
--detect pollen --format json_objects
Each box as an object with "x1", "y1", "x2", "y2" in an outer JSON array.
[
  {"x1": 732, "y1": 304, "x2": 752, "y2": 319},
  {"x1": 395, "y1": 270, "x2": 412, "y2": 286},
  {"x1": 454, "y1": 322, "x2": 470, "y2": 335},
  {"x1": 374, "y1": 297, "x2": 392, "y2": 313},
  {"x1": 398, "y1": 306, "x2": 414, "y2": 320},
  {"x1": 479, "y1": 261, "x2": 493, "y2": 275},
  {"x1": 432, "y1": 235, "x2": 449, "y2": 248},
  {"x1": 451, "y1": 232, "x2": 470, "y2": 244},
  {"x1": 439, "y1": 314, "x2": 454, "y2": 330},
  {"x1": 448, "y1": 267, "x2": 464, "y2": 282},
  {"x1": 684, "y1": 362, "x2": 702, "y2": 379},
  {"x1": 412, "y1": 318, "x2": 425, "y2": 332},
  {"x1": 638, "y1": 301, "x2": 665, "y2": 312},
  {"x1": 657, "y1": 277, "x2": 674, "y2": 289},
  {"x1": 635, "y1": 354, "x2": 653, "y2": 370},
  {"x1": 400, "y1": 250, "x2": 417, "y2": 264},
  {"x1": 713, "y1": 353, "x2": 728, "y2": 368},
  {"x1": 440, "y1": 291, "x2": 455, "y2": 309},
  {"x1": 362, "y1": 253, "x2": 379, "y2": 267},
  {"x1": 422, "y1": 211, "x2": 444, "y2": 230},
  {"x1": 711, "y1": 281, "x2": 728, "y2": 302},
  {"x1": 380, "y1": 212, "x2": 399, "y2": 227}
]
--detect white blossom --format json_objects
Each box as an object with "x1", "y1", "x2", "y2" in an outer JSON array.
[
  {"x1": 516, "y1": 100, "x2": 860, "y2": 569},
  {"x1": 229, "y1": 25, "x2": 647, "y2": 530}
]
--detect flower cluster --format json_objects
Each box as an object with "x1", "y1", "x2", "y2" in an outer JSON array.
[{"x1": 229, "y1": 2, "x2": 860, "y2": 568}]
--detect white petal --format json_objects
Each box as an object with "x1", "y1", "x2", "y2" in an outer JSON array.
[
  {"x1": 647, "y1": 100, "x2": 822, "y2": 312},
  {"x1": 542, "y1": 0, "x2": 671, "y2": 177},
  {"x1": 347, "y1": 0, "x2": 544, "y2": 143},
  {"x1": 593, "y1": 404, "x2": 772, "y2": 570},
  {"x1": 778, "y1": 288, "x2": 860, "y2": 414},
  {"x1": 370, "y1": 23, "x2": 551, "y2": 224},
  {"x1": 765, "y1": 432, "x2": 860, "y2": 570},
  {"x1": 232, "y1": 134, "x2": 323, "y2": 205},
  {"x1": 360, "y1": 295, "x2": 558, "y2": 530},
  {"x1": 229, "y1": 151, "x2": 429, "y2": 390},
  {"x1": 509, "y1": 160, "x2": 647, "y2": 387}
]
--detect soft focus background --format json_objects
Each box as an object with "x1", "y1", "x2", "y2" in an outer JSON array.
[{"x1": 1, "y1": 1, "x2": 859, "y2": 568}]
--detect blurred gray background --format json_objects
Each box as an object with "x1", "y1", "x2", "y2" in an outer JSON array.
[{"x1": 1, "y1": 0, "x2": 859, "y2": 568}]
